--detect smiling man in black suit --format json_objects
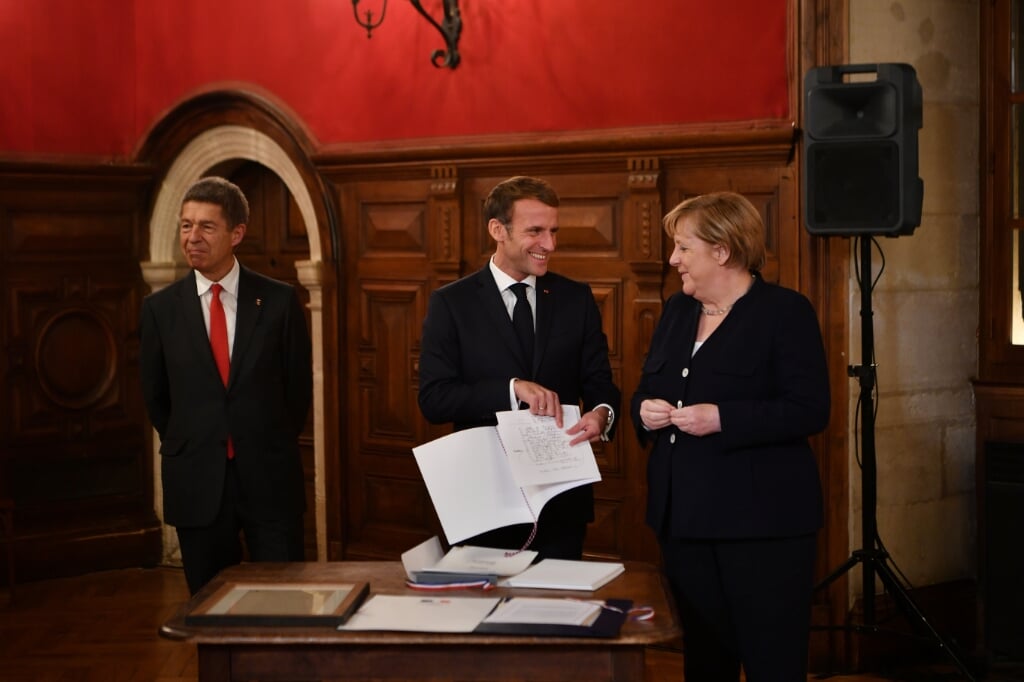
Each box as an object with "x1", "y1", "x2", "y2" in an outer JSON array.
[
  {"x1": 140, "y1": 176, "x2": 312, "y2": 595},
  {"x1": 418, "y1": 175, "x2": 621, "y2": 560}
]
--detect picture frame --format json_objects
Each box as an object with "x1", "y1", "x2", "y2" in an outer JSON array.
[{"x1": 184, "y1": 579, "x2": 370, "y2": 627}]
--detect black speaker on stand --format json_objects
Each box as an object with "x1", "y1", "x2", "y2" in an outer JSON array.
[
  {"x1": 804, "y1": 63, "x2": 975, "y2": 681},
  {"x1": 804, "y1": 63, "x2": 922, "y2": 236}
]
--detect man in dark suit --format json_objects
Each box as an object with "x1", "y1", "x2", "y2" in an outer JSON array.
[
  {"x1": 140, "y1": 176, "x2": 312, "y2": 595},
  {"x1": 418, "y1": 175, "x2": 620, "y2": 560}
]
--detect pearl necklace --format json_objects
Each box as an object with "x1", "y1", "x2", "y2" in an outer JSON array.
[
  {"x1": 701, "y1": 274, "x2": 755, "y2": 317},
  {"x1": 700, "y1": 305, "x2": 733, "y2": 316}
]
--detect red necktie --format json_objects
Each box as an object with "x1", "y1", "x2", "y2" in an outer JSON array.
[{"x1": 209, "y1": 283, "x2": 234, "y2": 459}]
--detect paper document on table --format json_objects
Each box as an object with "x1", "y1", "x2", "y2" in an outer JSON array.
[
  {"x1": 401, "y1": 536, "x2": 537, "y2": 585},
  {"x1": 339, "y1": 594, "x2": 501, "y2": 633},
  {"x1": 501, "y1": 559, "x2": 625, "y2": 591},
  {"x1": 429, "y1": 543, "x2": 537, "y2": 576},
  {"x1": 412, "y1": 405, "x2": 601, "y2": 544},
  {"x1": 481, "y1": 597, "x2": 602, "y2": 627},
  {"x1": 495, "y1": 406, "x2": 600, "y2": 486}
]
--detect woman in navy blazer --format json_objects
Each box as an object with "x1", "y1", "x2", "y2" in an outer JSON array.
[{"x1": 631, "y1": 192, "x2": 829, "y2": 682}]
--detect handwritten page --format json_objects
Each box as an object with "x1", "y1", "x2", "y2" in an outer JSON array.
[
  {"x1": 496, "y1": 406, "x2": 600, "y2": 486},
  {"x1": 411, "y1": 405, "x2": 602, "y2": 544}
]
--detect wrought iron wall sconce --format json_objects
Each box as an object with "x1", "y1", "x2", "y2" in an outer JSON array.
[{"x1": 351, "y1": 0, "x2": 462, "y2": 69}]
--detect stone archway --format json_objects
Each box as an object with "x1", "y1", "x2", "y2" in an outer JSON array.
[{"x1": 140, "y1": 124, "x2": 329, "y2": 563}]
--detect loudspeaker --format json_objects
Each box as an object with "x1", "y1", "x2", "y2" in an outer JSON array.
[{"x1": 803, "y1": 63, "x2": 923, "y2": 236}]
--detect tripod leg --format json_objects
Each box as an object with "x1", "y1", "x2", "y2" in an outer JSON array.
[
  {"x1": 873, "y1": 559, "x2": 977, "y2": 682},
  {"x1": 814, "y1": 553, "x2": 863, "y2": 592}
]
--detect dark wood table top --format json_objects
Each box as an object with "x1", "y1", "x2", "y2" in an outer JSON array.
[{"x1": 160, "y1": 560, "x2": 680, "y2": 647}]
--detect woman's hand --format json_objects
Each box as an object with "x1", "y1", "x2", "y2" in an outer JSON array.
[
  {"x1": 670, "y1": 403, "x2": 721, "y2": 436},
  {"x1": 640, "y1": 398, "x2": 675, "y2": 430}
]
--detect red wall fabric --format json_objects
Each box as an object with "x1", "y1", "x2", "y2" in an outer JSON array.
[{"x1": 0, "y1": 0, "x2": 789, "y2": 158}]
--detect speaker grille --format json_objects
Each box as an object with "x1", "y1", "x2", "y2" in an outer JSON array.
[{"x1": 807, "y1": 141, "x2": 900, "y2": 230}]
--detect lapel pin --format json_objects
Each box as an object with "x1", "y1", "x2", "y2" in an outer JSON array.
[{"x1": 256, "y1": 298, "x2": 262, "y2": 307}]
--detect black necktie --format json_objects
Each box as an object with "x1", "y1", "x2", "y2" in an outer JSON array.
[{"x1": 510, "y1": 282, "x2": 534, "y2": 367}]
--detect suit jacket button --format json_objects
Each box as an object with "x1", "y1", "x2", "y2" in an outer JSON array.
[
  {"x1": 681, "y1": 368, "x2": 689, "y2": 377},
  {"x1": 670, "y1": 434, "x2": 676, "y2": 444}
]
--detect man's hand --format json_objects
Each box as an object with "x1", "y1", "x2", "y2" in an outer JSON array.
[
  {"x1": 566, "y1": 407, "x2": 609, "y2": 446},
  {"x1": 513, "y1": 379, "x2": 562, "y2": 427}
]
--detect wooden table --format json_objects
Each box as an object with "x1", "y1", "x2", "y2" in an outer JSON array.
[{"x1": 160, "y1": 560, "x2": 680, "y2": 682}]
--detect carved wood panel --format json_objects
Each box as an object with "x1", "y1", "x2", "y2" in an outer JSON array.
[
  {"x1": 0, "y1": 171, "x2": 161, "y2": 578},
  {"x1": 339, "y1": 178, "x2": 440, "y2": 558}
]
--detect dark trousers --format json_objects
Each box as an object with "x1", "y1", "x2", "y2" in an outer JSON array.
[
  {"x1": 175, "y1": 461, "x2": 304, "y2": 595},
  {"x1": 462, "y1": 486, "x2": 589, "y2": 560},
  {"x1": 464, "y1": 517, "x2": 586, "y2": 561},
  {"x1": 660, "y1": 533, "x2": 817, "y2": 682}
]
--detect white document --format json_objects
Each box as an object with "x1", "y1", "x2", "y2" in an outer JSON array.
[
  {"x1": 495, "y1": 407, "x2": 601, "y2": 486},
  {"x1": 339, "y1": 594, "x2": 500, "y2": 633},
  {"x1": 429, "y1": 544, "x2": 537, "y2": 576},
  {"x1": 501, "y1": 559, "x2": 625, "y2": 591},
  {"x1": 401, "y1": 536, "x2": 537, "y2": 580},
  {"x1": 481, "y1": 597, "x2": 602, "y2": 626},
  {"x1": 412, "y1": 406, "x2": 602, "y2": 544}
]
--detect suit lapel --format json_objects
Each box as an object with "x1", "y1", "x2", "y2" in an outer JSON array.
[
  {"x1": 533, "y1": 275, "x2": 554, "y2": 375},
  {"x1": 474, "y1": 269, "x2": 532, "y2": 372},
  {"x1": 231, "y1": 267, "x2": 262, "y2": 388},
  {"x1": 178, "y1": 272, "x2": 223, "y2": 382}
]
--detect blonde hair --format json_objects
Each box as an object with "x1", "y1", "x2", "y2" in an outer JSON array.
[{"x1": 662, "y1": 191, "x2": 766, "y2": 271}]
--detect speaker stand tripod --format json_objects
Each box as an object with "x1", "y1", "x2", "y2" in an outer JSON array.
[{"x1": 815, "y1": 236, "x2": 976, "y2": 681}]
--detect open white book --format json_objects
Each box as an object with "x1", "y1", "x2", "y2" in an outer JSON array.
[
  {"x1": 412, "y1": 406, "x2": 601, "y2": 544},
  {"x1": 501, "y1": 558, "x2": 625, "y2": 591},
  {"x1": 401, "y1": 536, "x2": 537, "y2": 585}
]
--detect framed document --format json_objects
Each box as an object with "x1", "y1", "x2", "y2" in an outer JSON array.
[{"x1": 185, "y1": 580, "x2": 370, "y2": 627}]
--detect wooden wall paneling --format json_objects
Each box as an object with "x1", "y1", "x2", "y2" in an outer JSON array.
[
  {"x1": 797, "y1": 0, "x2": 852, "y2": 667},
  {"x1": 338, "y1": 176, "x2": 445, "y2": 558},
  {"x1": 660, "y1": 164, "x2": 793, "y2": 288},
  {"x1": 426, "y1": 165, "x2": 461, "y2": 274},
  {"x1": 421, "y1": 165, "x2": 463, "y2": 447},
  {"x1": 623, "y1": 157, "x2": 665, "y2": 562},
  {"x1": 0, "y1": 165, "x2": 161, "y2": 580},
  {"x1": 549, "y1": 168, "x2": 629, "y2": 558}
]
